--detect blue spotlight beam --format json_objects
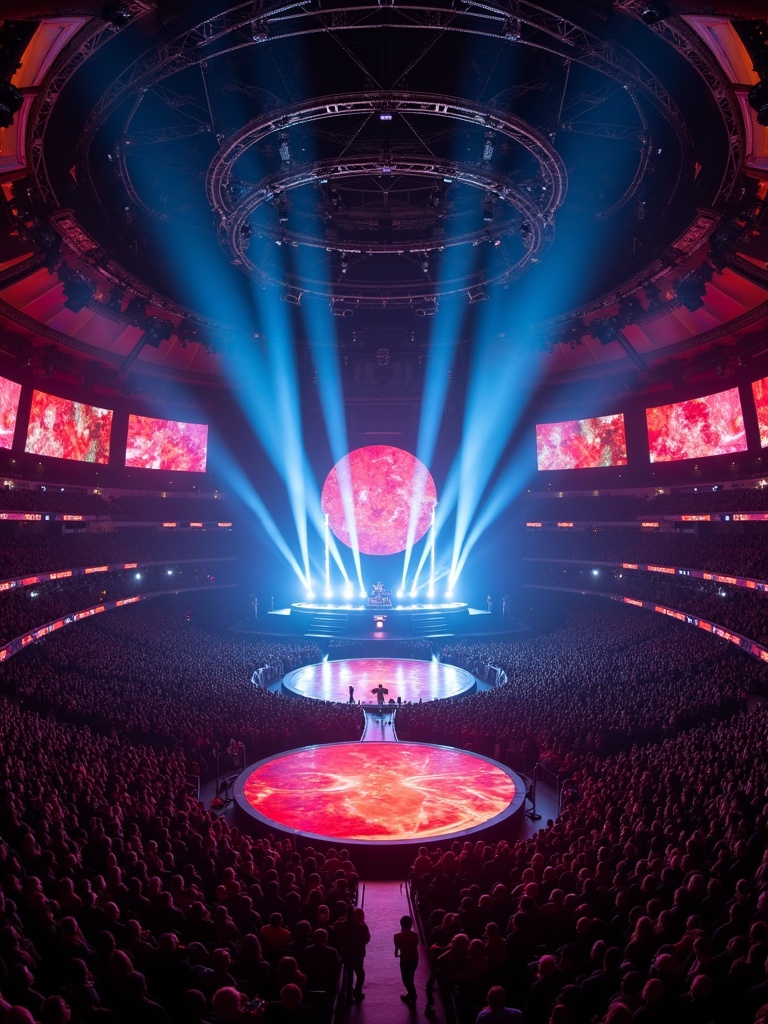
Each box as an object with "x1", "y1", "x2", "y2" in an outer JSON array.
[{"x1": 299, "y1": 288, "x2": 364, "y2": 593}]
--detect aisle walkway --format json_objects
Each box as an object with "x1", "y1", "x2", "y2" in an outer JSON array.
[{"x1": 342, "y1": 880, "x2": 445, "y2": 1024}]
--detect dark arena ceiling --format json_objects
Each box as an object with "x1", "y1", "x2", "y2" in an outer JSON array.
[{"x1": 0, "y1": 0, "x2": 767, "y2": 404}]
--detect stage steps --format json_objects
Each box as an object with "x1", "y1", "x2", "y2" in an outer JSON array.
[
  {"x1": 410, "y1": 610, "x2": 450, "y2": 636},
  {"x1": 305, "y1": 610, "x2": 349, "y2": 637}
]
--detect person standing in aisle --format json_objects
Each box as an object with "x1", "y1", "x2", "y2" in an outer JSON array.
[{"x1": 394, "y1": 914, "x2": 420, "y2": 1006}]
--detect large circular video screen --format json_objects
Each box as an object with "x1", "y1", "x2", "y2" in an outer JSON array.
[
  {"x1": 237, "y1": 742, "x2": 520, "y2": 842},
  {"x1": 321, "y1": 445, "x2": 437, "y2": 556}
]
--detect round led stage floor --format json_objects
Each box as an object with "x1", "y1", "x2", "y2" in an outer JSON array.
[
  {"x1": 282, "y1": 658, "x2": 475, "y2": 704},
  {"x1": 234, "y1": 741, "x2": 525, "y2": 849}
]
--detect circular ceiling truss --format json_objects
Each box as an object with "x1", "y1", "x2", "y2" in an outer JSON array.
[
  {"x1": 205, "y1": 91, "x2": 565, "y2": 300},
  {"x1": 225, "y1": 157, "x2": 554, "y2": 300},
  {"x1": 76, "y1": 0, "x2": 692, "y2": 161},
  {"x1": 20, "y1": 0, "x2": 745, "y2": 329},
  {"x1": 206, "y1": 92, "x2": 568, "y2": 219}
]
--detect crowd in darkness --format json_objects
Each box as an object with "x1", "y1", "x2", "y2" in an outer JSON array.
[
  {"x1": 406, "y1": 607, "x2": 767, "y2": 770},
  {"x1": 0, "y1": 565, "x2": 237, "y2": 648},
  {"x1": 408, "y1": 702, "x2": 768, "y2": 1024},
  {"x1": 515, "y1": 484, "x2": 768, "y2": 523},
  {"x1": 0, "y1": 608, "x2": 361, "y2": 756},
  {"x1": 0, "y1": 529, "x2": 237, "y2": 582},
  {"x1": 5, "y1": 489, "x2": 768, "y2": 1022},
  {"x1": 524, "y1": 563, "x2": 768, "y2": 648},
  {"x1": 523, "y1": 528, "x2": 768, "y2": 582},
  {"x1": 0, "y1": 698, "x2": 361, "y2": 1024}
]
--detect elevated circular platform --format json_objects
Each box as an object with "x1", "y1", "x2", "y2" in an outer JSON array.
[
  {"x1": 288, "y1": 601, "x2": 469, "y2": 639},
  {"x1": 234, "y1": 742, "x2": 526, "y2": 872},
  {"x1": 282, "y1": 657, "x2": 476, "y2": 704}
]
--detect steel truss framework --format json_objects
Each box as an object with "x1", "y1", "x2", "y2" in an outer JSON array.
[{"x1": 20, "y1": 0, "x2": 746, "y2": 325}]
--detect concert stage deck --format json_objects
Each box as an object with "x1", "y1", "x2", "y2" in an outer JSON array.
[
  {"x1": 234, "y1": 742, "x2": 526, "y2": 872},
  {"x1": 282, "y1": 657, "x2": 476, "y2": 704},
  {"x1": 288, "y1": 600, "x2": 469, "y2": 639}
]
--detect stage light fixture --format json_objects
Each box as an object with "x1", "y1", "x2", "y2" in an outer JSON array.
[
  {"x1": 481, "y1": 132, "x2": 495, "y2": 164},
  {"x1": 676, "y1": 275, "x2": 707, "y2": 312},
  {"x1": 748, "y1": 81, "x2": 768, "y2": 127},
  {"x1": 640, "y1": 4, "x2": 669, "y2": 25},
  {"x1": 139, "y1": 317, "x2": 174, "y2": 348},
  {"x1": 397, "y1": 588, "x2": 404, "y2": 598},
  {"x1": 409, "y1": 589, "x2": 417, "y2": 599},
  {"x1": 101, "y1": 1, "x2": 133, "y2": 27},
  {"x1": 359, "y1": 589, "x2": 367, "y2": 599},
  {"x1": 278, "y1": 134, "x2": 291, "y2": 164},
  {"x1": 135, "y1": 573, "x2": 142, "y2": 580},
  {"x1": 468, "y1": 285, "x2": 489, "y2": 304},
  {"x1": 124, "y1": 296, "x2": 148, "y2": 327}
]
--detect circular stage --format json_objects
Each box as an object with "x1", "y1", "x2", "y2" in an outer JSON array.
[
  {"x1": 234, "y1": 742, "x2": 525, "y2": 852},
  {"x1": 282, "y1": 658, "x2": 476, "y2": 704}
]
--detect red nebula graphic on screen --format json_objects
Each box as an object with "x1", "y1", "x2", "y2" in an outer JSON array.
[
  {"x1": 646, "y1": 388, "x2": 747, "y2": 463},
  {"x1": 242, "y1": 743, "x2": 517, "y2": 841},
  {"x1": 125, "y1": 415, "x2": 208, "y2": 472},
  {"x1": 752, "y1": 376, "x2": 768, "y2": 448},
  {"x1": 536, "y1": 414, "x2": 627, "y2": 471},
  {"x1": 25, "y1": 391, "x2": 112, "y2": 463},
  {"x1": 0, "y1": 376, "x2": 21, "y2": 450},
  {"x1": 321, "y1": 445, "x2": 436, "y2": 556}
]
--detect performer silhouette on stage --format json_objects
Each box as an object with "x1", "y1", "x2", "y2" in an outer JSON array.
[
  {"x1": 371, "y1": 684, "x2": 388, "y2": 706},
  {"x1": 349, "y1": 685, "x2": 355, "y2": 704}
]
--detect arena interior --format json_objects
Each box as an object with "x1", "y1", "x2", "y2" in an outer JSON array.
[{"x1": 1, "y1": 2, "x2": 768, "y2": 1023}]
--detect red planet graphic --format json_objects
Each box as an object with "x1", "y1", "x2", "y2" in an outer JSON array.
[{"x1": 321, "y1": 445, "x2": 437, "y2": 556}]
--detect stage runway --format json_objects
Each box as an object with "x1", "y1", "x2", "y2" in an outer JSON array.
[
  {"x1": 234, "y1": 741, "x2": 525, "y2": 845},
  {"x1": 282, "y1": 657, "x2": 476, "y2": 704}
]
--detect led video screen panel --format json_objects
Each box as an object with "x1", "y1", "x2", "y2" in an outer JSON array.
[
  {"x1": 535, "y1": 413, "x2": 627, "y2": 471},
  {"x1": 752, "y1": 376, "x2": 768, "y2": 448},
  {"x1": 25, "y1": 391, "x2": 113, "y2": 463},
  {"x1": 0, "y1": 375, "x2": 21, "y2": 450},
  {"x1": 321, "y1": 445, "x2": 437, "y2": 556},
  {"x1": 646, "y1": 387, "x2": 747, "y2": 463},
  {"x1": 125, "y1": 414, "x2": 208, "y2": 472}
]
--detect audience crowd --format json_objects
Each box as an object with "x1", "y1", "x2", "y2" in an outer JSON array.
[
  {"x1": 523, "y1": 528, "x2": 768, "y2": 582},
  {"x1": 0, "y1": 566, "x2": 236, "y2": 648},
  {"x1": 0, "y1": 697, "x2": 358, "y2": 1024},
  {"x1": 524, "y1": 563, "x2": 768, "y2": 648},
  {"x1": 2, "y1": 489, "x2": 768, "y2": 1023},
  {"x1": 409, "y1": 701, "x2": 768, "y2": 1024},
  {"x1": 410, "y1": 606, "x2": 766, "y2": 769},
  {"x1": 0, "y1": 529, "x2": 237, "y2": 582},
  {"x1": 0, "y1": 607, "x2": 360, "y2": 756}
]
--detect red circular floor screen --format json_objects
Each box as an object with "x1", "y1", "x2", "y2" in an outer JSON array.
[
  {"x1": 239, "y1": 742, "x2": 518, "y2": 842},
  {"x1": 321, "y1": 445, "x2": 437, "y2": 556}
]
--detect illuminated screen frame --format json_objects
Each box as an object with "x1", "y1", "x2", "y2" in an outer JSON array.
[
  {"x1": 646, "y1": 387, "x2": 747, "y2": 463},
  {"x1": 752, "y1": 376, "x2": 768, "y2": 448},
  {"x1": 25, "y1": 390, "x2": 113, "y2": 464},
  {"x1": 535, "y1": 413, "x2": 628, "y2": 471},
  {"x1": 124, "y1": 414, "x2": 209, "y2": 472},
  {"x1": 0, "y1": 375, "x2": 22, "y2": 451}
]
